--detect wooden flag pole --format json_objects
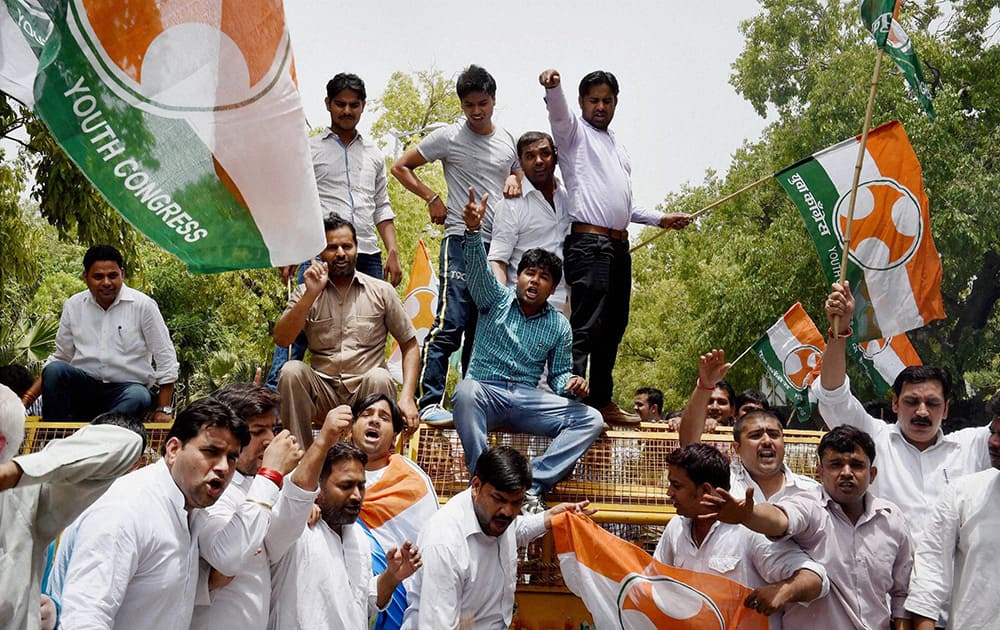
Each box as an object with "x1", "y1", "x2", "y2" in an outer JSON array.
[
  {"x1": 629, "y1": 173, "x2": 774, "y2": 254},
  {"x1": 833, "y1": 47, "x2": 886, "y2": 331},
  {"x1": 728, "y1": 343, "x2": 756, "y2": 369}
]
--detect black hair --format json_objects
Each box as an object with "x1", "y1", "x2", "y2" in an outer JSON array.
[
  {"x1": 326, "y1": 73, "x2": 366, "y2": 101},
  {"x1": 352, "y1": 392, "x2": 404, "y2": 434},
  {"x1": 714, "y1": 380, "x2": 736, "y2": 408},
  {"x1": 578, "y1": 70, "x2": 620, "y2": 99},
  {"x1": 0, "y1": 365, "x2": 34, "y2": 398},
  {"x1": 160, "y1": 397, "x2": 249, "y2": 456},
  {"x1": 635, "y1": 387, "x2": 664, "y2": 412},
  {"x1": 988, "y1": 396, "x2": 1000, "y2": 421},
  {"x1": 473, "y1": 445, "x2": 531, "y2": 493},
  {"x1": 666, "y1": 443, "x2": 730, "y2": 491},
  {"x1": 211, "y1": 383, "x2": 280, "y2": 423},
  {"x1": 320, "y1": 441, "x2": 368, "y2": 480},
  {"x1": 456, "y1": 64, "x2": 497, "y2": 99},
  {"x1": 735, "y1": 389, "x2": 769, "y2": 414},
  {"x1": 516, "y1": 131, "x2": 557, "y2": 165},
  {"x1": 324, "y1": 215, "x2": 358, "y2": 244},
  {"x1": 817, "y1": 425, "x2": 876, "y2": 465},
  {"x1": 517, "y1": 248, "x2": 563, "y2": 287},
  {"x1": 92, "y1": 411, "x2": 148, "y2": 453},
  {"x1": 893, "y1": 365, "x2": 952, "y2": 400},
  {"x1": 83, "y1": 245, "x2": 124, "y2": 272},
  {"x1": 732, "y1": 409, "x2": 784, "y2": 444}
]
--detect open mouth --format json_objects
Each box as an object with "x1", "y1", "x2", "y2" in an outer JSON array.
[
  {"x1": 757, "y1": 448, "x2": 776, "y2": 460},
  {"x1": 837, "y1": 481, "x2": 855, "y2": 492},
  {"x1": 207, "y1": 478, "x2": 225, "y2": 498}
]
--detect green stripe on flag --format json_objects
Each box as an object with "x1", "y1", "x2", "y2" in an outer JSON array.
[
  {"x1": 752, "y1": 336, "x2": 814, "y2": 423},
  {"x1": 848, "y1": 340, "x2": 893, "y2": 395},
  {"x1": 859, "y1": 0, "x2": 897, "y2": 49}
]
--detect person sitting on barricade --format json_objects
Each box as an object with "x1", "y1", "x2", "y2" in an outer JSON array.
[{"x1": 451, "y1": 189, "x2": 604, "y2": 515}]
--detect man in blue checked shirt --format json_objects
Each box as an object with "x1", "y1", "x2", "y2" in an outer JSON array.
[{"x1": 452, "y1": 188, "x2": 604, "y2": 515}]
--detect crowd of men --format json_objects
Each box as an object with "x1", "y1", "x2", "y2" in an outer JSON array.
[{"x1": 1, "y1": 63, "x2": 998, "y2": 629}]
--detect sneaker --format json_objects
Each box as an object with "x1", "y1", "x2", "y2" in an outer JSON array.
[
  {"x1": 419, "y1": 404, "x2": 454, "y2": 427},
  {"x1": 599, "y1": 402, "x2": 641, "y2": 425},
  {"x1": 521, "y1": 489, "x2": 548, "y2": 515}
]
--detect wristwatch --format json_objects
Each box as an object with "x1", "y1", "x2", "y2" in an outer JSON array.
[{"x1": 155, "y1": 406, "x2": 174, "y2": 415}]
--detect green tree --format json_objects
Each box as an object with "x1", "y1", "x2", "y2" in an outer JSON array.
[{"x1": 617, "y1": 0, "x2": 1000, "y2": 412}]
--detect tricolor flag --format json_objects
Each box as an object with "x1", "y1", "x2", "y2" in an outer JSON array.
[
  {"x1": 777, "y1": 120, "x2": 944, "y2": 341},
  {"x1": 1, "y1": 0, "x2": 325, "y2": 272},
  {"x1": 553, "y1": 512, "x2": 767, "y2": 630},
  {"x1": 388, "y1": 241, "x2": 439, "y2": 382},
  {"x1": 849, "y1": 333, "x2": 921, "y2": 395},
  {"x1": 859, "y1": 0, "x2": 934, "y2": 118},
  {"x1": 358, "y1": 454, "x2": 438, "y2": 630},
  {"x1": 751, "y1": 303, "x2": 826, "y2": 423}
]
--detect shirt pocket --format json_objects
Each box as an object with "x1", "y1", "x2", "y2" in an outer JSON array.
[
  {"x1": 305, "y1": 315, "x2": 341, "y2": 352},
  {"x1": 114, "y1": 323, "x2": 145, "y2": 355},
  {"x1": 708, "y1": 555, "x2": 741, "y2": 576},
  {"x1": 347, "y1": 314, "x2": 383, "y2": 341}
]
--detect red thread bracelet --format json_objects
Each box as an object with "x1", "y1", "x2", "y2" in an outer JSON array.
[
  {"x1": 257, "y1": 467, "x2": 283, "y2": 489},
  {"x1": 696, "y1": 378, "x2": 715, "y2": 392}
]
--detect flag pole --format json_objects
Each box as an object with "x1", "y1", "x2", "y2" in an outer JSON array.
[
  {"x1": 728, "y1": 343, "x2": 756, "y2": 368},
  {"x1": 629, "y1": 173, "x2": 773, "y2": 253},
  {"x1": 834, "y1": 47, "x2": 886, "y2": 331}
]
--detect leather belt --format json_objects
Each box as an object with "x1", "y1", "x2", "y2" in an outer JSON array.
[{"x1": 571, "y1": 222, "x2": 628, "y2": 242}]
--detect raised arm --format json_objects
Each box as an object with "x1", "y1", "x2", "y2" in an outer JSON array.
[
  {"x1": 273, "y1": 260, "x2": 326, "y2": 347},
  {"x1": 679, "y1": 349, "x2": 731, "y2": 444},
  {"x1": 820, "y1": 280, "x2": 853, "y2": 391},
  {"x1": 462, "y1": 188, "x2": 504, "y2": 309},
  {"x1": 539, "y1": 69, "x2": 577, "y2": 149}
]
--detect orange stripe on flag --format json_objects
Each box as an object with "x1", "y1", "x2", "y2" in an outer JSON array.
[
  {"x1": 553, "y1": 512, "x2": 767, "y2": 629},
  {"x1": 359, "y1": 455, "x2": 430, "y2": 530}
]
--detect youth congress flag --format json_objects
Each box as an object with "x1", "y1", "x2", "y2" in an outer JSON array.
[
  {"x1": 360, "y1": 455, "x2": 438, "y2": 630},
  {"x1": 859, "y1": 0, "x2": 934, "y2": 118},
  {"x1": 777, "y1": 120, "x2": 944, "y2": 341},
  {"x1": 751, "y1": 303, "x2": 825, "y2": 423},
  {"x1": 553, "y1": 512, "x2": 767, "y2": 630},
  {"x1": 388, "y1": 241, "x2": 439, "y2": 382},
  {"x1": 1, "y1": 0, "x2": 325, "y2": 272},
  {"x1": 849, "y1": 333, "x2": 921, "y2": 395}
]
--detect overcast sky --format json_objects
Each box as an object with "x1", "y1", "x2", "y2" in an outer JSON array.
[{"x1": 284, "y1": 1, "x2": 769, "y2": 214}]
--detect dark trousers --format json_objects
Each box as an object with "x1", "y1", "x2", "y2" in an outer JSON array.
[
  {"x1": 563, "y1": 232, "x2": 631, "y2": 408},
  {"x1": 41, "y1": 361, "x2": 154, "y2": 420},
  {"x1": 265, "y1": 252, "x2": 384, "y2": 391},
  {"x1": 417, "y1": 234, "x2": 480, "y2": 409}
]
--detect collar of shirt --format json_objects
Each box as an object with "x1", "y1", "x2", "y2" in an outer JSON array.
[
  {"x1": 733, "y1": 462, "x2": 816, "y2": 492},
  {"x1": 507, "y1": 289, "x2": 553, "y2": 320},
  {"x1": 520, "y1": 173, "x2": 562, "y2": 200},
  {"x1": 152, "y1": 459, "x2": 191, "y2": 520},
  {"x1": 320, "y1": 127, "x2": 364, "y2": 149},
  {"x1": 82, "y1": 283, "x2": 137, "y2": 309},
  {"x1": 816, "y1": 486, "x2": 896, "y2": 528},
  {"x1": 229, "y1": 470, "x2": 252, "y2": 493},
  {"x1": 887, "y1": 422, "x2": 952, "y2": 453},
  {"x1": 681, "y1": 517, "x2": 724, "y2": 549},
  {"x1": 456, "y1": 488, "x2": 504, "y2": 543}
]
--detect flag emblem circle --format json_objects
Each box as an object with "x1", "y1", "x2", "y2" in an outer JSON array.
[
  {"x1": 782, "y1": 344, "x2": 823, "y2": 390},
  {"x1": 403, "y1": 286, "x2": 438, "y2": 343},
  {"x1": 68, "y1": 0, "x2": 291, "y2": 113},
  {"x1": 834, "y1": 178, "x2": 923, "y2": 272},
  {"x1": 860, "y1": 337, "x2": 892, "y2": 359},
  {"x1": 616, "y1": 573, "x2": 725, "y2": 629}
]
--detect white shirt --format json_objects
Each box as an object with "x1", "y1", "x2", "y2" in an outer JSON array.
[
  {"x1": 269, "y1": 519, "x2": 380, "y2": 629},
  {"x1": 488, "y1": 176, "x2": 572, "y2": 310},
  {"x1": 49, "y1": 284, "x2": 179, "y2": 386},
  {"x1": 401, "y1": 488, "x2": 547, "y2": 630},
  {"x1": 544, "y1": 83, "x2": 663, "y2": 230},
  {"x1": 729, "y1": 462, "x2": 819, "y2": 504},
  {"x1": 190, "y1": 471, "x2": 318, "y2": 630},
  {"x1": 311, "y1": 129, "x2": 394, "y2": 255},
  {"x1": 654, "y1": 516, "x2": 829, "y2": 630},
  {"x1": 58, "y1": 460, "x2": 207, "y2": 630},
  {"x1": 776, "y1": 485, "x2": 913, "y2": 630},
  {"x1": 812, "y1": 376, "x2": 990, "y2": 543},
  {"x1": 905, "y1": 467, "x2": 1000, "y2": 628},
  {"x1": 0, "y1": 424, "x2": 142, "y2": 630}
]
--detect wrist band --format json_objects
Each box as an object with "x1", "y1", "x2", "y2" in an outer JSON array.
[
  {"x1": 257, "y1": 467, "x2": 283, "y2": 489},
  {"x1": 696, "y1": 378, "x2": 715, "y2": 392},
  {"x1": 827, "y1": 326, "x2": 853, "y2": 340},
  {"x1": 426, "y1": 193, "x2": 440, "y2": 206}
]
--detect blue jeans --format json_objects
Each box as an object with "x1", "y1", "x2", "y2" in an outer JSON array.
[
  {"x1": 265, "y1": 252, "x2": 383, "y2": 391},
  {"x1": 452, "y1": 379, "x2": 604, "y2": 493},
  {"x1": 41, "y1": 361, "x2": 154, "y2": 420},
  {"x1": 417, "y1": 235, "x2": 480, "y2": 408}
]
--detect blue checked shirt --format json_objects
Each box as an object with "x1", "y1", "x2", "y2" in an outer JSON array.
[{"x1": 463, "y1": 231, "x2": 574, "y2": 394}]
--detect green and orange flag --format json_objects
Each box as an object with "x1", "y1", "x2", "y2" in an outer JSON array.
[
  {"x1": 777, "y1": 120, "x2": 944, "y2": 341},
  {"x1": 0, "y1": 0, "x2": 325, "y2": 272},
  {"x1": 859, "y1": 0, "x2": 934, "y2": 118},
  {"x1": 751, "y1": 303, "x2": 825, "y2": 423}
]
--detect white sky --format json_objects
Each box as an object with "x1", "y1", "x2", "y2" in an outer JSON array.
[{"x1": 284, "y1": 0, "x2": 769, "y2": 213}]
